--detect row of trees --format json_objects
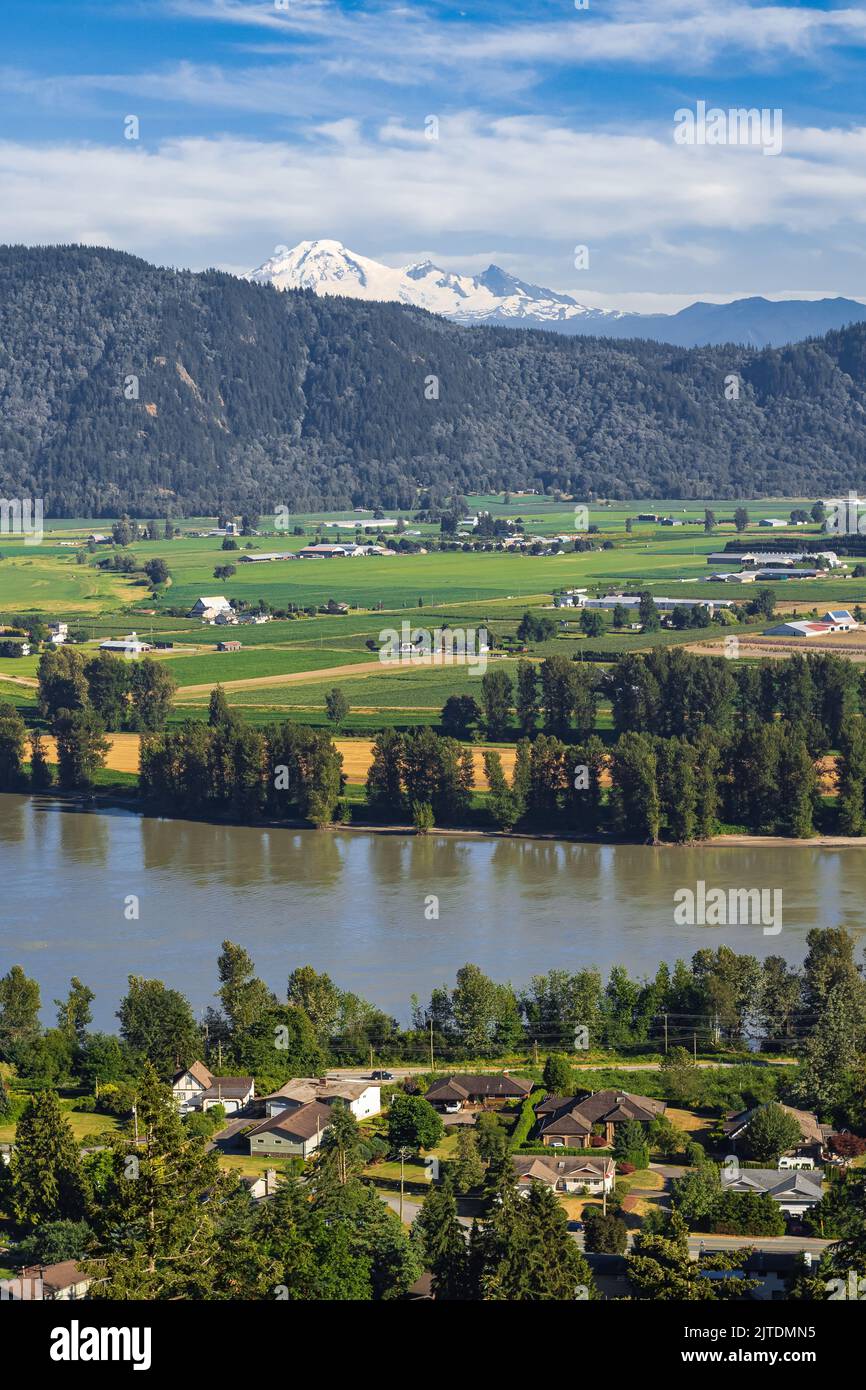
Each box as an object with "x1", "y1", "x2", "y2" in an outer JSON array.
[
  {"x1": 140, "y1": 699, "x2": 344, "y2": 825},
  {"x1": 38, "y1": 645, "x2": 176, "y2": 732},
  {"x1": 607, "y1": 647, "x2": 866, "y2": 750},
  {"x1": 364, "y1": 721, "x2": 832, "y2": 839},
  {"x1": 441, "y1": 656, "x2": 596, "y2": 741}
]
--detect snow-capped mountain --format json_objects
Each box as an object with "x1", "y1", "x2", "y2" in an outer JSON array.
[
  {"x1": 246, "y1": 240, "x2": 866, "y2": 347},
  {"x1": 245, "y1": 239, "x2": 620, "y2": 326}
]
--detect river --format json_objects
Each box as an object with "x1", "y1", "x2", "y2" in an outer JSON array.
[{"x1": 0, "y1": 795, "x2": 862, "y2": 1029}]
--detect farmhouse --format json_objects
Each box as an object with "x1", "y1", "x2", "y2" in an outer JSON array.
[
  {"x1": 765, "y1": 610, "x2": 858, "y2": 638},
  {"x1": 98, "y1": 631, "x2": 152, "y2": 656},
  {"x1": 49, "y1": 622, "x2": 69, "y2": 644},
  {"x1": 512, "y1": 1154, "x2": 615, "y2": 1195},
  {"x1": 216, "y1": 640, "x2": 242, "y2": 652},
  {"x1": 171, "y1": 1061, "x2": 255, "y2": 1115},
  {"x1": 535, "y1": 1089, "x2": 666, "y2": 1147},
  {"x1": 247, "y1": 1100, "x2": 334, "y2": 1158},
  {"x1": 189, "y1": 596, "x2": 232, "y2": 618},
  {"x1": 260, "y1": 1077, "x2": 381, "y2": 1121},
  {"x1": 425, "y1": 1073, "x2": 533, "y2": 1112},
  {"x1": 720, "y1": 1167, "x2": 824, "y2": 1217}
]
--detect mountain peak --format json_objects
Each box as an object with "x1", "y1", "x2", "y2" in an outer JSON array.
[{"x1": 244, "y1": 240, "x2": 866, "y2": 346}]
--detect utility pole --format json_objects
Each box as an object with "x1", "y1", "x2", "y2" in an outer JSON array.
[
  {"x1": 664, "y1": 1014, "x2": 668, "y2": 1054},
  {"x1": 429, "y1": 1018, "x2": 434, "y2": 1071},
  {"x1": 693, "y1": 1032, "x2": 697, "y2": 1062},
  {"x1": 533, "y1": 1039, "x2": 539, "y2": 1066}
]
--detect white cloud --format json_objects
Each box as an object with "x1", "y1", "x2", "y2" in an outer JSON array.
[{"x1": 2, "y1": 112, "x2": 865, "y2": 295}]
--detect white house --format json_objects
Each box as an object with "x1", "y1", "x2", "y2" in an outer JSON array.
[
  {"x1": 49, "y1": 622, "x2": 69, "y2": 644},
  {"x1": 260, "y1": 1077, "x2": 381, "y2": 1121},
  {"x1": 171, "y1": 1061, "x2": 255, "y2": 1115},
  {"x1": 188, "y1": 596, "x2": 232, "y2": 618},
  {"x1": 512, "y1": 1154, "x2": 615, "y2": 1195}
]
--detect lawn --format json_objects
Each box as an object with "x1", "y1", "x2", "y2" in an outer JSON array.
[{"x1": 0, "y1": 1106, "x2": 120, "y2": 1145}]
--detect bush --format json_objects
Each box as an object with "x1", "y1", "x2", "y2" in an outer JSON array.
[
  {"x1": 618, "y1": 1161, "x2": 636, "y2": 1175},
  {"x1": 830, "y1": 1132, "x2": 866, "y2": 1158}
]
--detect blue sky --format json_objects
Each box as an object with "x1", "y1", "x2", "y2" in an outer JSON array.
[{"x1": 1, "y1": 0, "x2": 865, "y2": 310}]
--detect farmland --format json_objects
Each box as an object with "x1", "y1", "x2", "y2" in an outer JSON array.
[{"x1": 3, "y1": 499, "x2": 866, "y2": 736}]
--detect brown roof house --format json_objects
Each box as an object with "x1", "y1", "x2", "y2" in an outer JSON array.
[
  {"x1": 536, "y1": 1089, "x2": 666, "y2": 1148},
  {"x1": 425, "y1": 1073, "x2": 533, "y2": 1113},
  {"x1": 723, "y1": 1103, "x2": 832, "y2": 1164},
  {"x1": 512, "y1": 1154, "x2": 615, "y2": 1195},
  {"x1": 12, "y1": 1261, "x2": 92, "y2": 1301},
  {"x1": 171, "y1": 1061, "x2": 255, "y2": 1116},
  {"x1": 247, "y1": 1100, "x2": 335, "y2": 1159}
]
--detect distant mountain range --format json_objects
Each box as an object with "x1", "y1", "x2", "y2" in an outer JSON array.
[{"x1": 247, "y1": 240, "x2": 866, "y2": 349}]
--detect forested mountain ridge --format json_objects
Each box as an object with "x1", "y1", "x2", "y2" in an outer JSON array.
[{"x1": 1, "y1": 244, "x2": 866, "y2": 516}]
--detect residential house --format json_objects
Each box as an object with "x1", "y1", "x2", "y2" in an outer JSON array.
[
  {"x1": 213, "y1": 609, "x2": 239, "y2": 626},
  {"x1": 424, "y1": 1073, "x2": 533, "y2": 1112},
  {"x1": 259, "y1": 1077, "x2": 381, "y2": 1121},
  {"x1": 723, "y1": 1103, "x2": 831, "y2": 1162},
  {"x1": 247, "y1": 1100, "x2": 335, "y2": 1158},
  {"x1": 19, "y1": 1261, "x2": 92, "y2": 1301},
  {"x1": 171, "y1": 1061, "x2": 254, "y2": 1115},
  {"x1": 512, "y1": 1154, "x2": 615, "y2": 1195},
  {"x1": 535, "y1": 1089, "x2": 666, "y2": 1148},
  {"x1": 243, "y1": 1168, "x2": 280, "y2": 1201},
  {"x1": 48, "y1": 622, "x2": 69, "y2": 644},
  {"x1": 720, "y1": 1167, "x2": 824, "y2": 1217}
]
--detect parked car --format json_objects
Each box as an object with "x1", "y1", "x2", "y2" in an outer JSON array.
[{"x1": 371, "y1": 1070, "x2": 393, "y2": 1081}]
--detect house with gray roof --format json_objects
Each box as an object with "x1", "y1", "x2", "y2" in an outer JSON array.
[{"x1": 720, "y1": 1167, "x2": 824, "y2": 1217}]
